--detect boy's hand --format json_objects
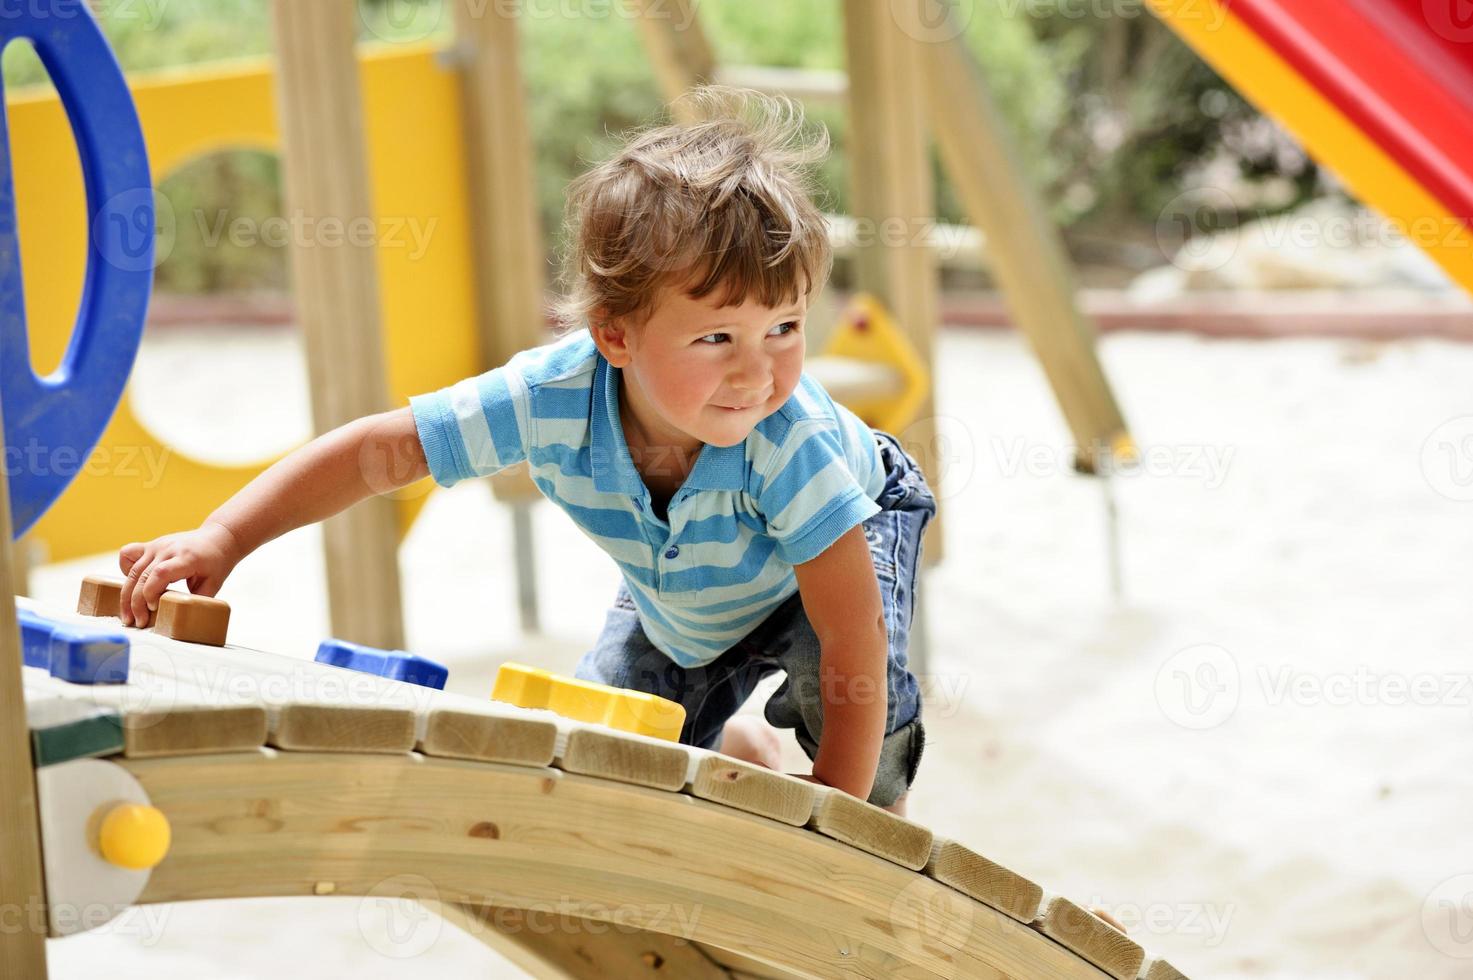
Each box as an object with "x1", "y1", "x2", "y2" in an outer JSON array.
[{"x1": 117, "y1": 521, "x2": 241, "y2": 627}]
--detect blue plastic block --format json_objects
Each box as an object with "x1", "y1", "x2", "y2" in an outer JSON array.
[
  {"x1": 16, "y1": 609, "x2": 56, "y2": 669},
  {"x1": 315, "y1": 638, "x2": 448, "y2": 691},
  {"x1": 47, "y1": 627, "x2": 130, "y2": 685}
]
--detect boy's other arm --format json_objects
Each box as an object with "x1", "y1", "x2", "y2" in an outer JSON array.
[
  {"x1": 118, "y1": 407, "x2": 429, "y2": 625},
  {"x1": 791, "y1": 523, "x2": 889, "y2": 801}
]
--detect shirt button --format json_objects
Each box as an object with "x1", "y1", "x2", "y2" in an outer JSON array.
[{"x1": 665, "y1": 546, "x2": 679, "y2": 559}]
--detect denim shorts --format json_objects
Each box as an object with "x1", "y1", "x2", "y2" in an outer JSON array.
[{"x1": 573, "y1": 428, "x2": 937, "y2": 808}]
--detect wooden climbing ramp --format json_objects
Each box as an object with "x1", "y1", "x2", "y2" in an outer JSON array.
[{"x1": 16, "y1": 594, "x2": 1189, "y2": 980}]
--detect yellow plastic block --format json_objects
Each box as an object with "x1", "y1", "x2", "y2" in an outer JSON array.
[
  {"x1": 491, "y1": 663, "x2": 686, "y2": 742},
  {"x1": 97, "y1": 803, "x2": 171, "y2": 871},
  {"x1": 821, "y1": 293, "x2": 931, "y2": 435}
]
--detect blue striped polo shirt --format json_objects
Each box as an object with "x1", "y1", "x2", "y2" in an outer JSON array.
[{"x1": 408, "y1": 329, "x2": 886, "y2": 668}]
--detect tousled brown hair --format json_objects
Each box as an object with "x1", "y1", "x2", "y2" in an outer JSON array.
[{"x1": 552, "y1": 85, "x2": 833, "y2": 335}]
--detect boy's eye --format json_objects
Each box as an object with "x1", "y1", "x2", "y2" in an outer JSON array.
[{"x1": 696, "y1": 321, "x2": 801, "y2": 345}]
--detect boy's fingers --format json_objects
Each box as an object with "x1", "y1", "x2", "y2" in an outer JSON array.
[
  {"x1": 142, "y1": 559, "x2": 182, "y2": 610},
  {"x1": 119, "y1": 547, "x2": 154, "y2": 625},
  {"x1": 119, "y1": 542, "x2": 145, "y2": 575},
  {"x1": 127, "y1": 554, "x2": 161, "y2": 627}
]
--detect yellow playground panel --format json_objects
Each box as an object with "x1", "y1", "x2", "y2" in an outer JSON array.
[{"x1": 6, "y1": 43, "x2": 480, "y2": 562}]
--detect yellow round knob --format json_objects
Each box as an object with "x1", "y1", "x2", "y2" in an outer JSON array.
[{"x1": 98, "y1": 803, "x2": 171, "y2": 870}]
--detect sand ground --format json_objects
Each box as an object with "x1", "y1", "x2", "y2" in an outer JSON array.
[{"x1": 29, "y1": 324, "x2": 1473, "y2": 978}]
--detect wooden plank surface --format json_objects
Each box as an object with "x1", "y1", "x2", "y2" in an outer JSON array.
[
  {"x1": 130, "y1": 751, "x2": 1111, "y2": 980},
  {"x1": 926, "y1": 837, "x2": 1044, "y2": 923},
  {"x1": 808, "y1": 784, "x2": 933, "y2": 871},
  {"x1": 1036, "y1": 896, "x2": 1146, "y2": 980}
]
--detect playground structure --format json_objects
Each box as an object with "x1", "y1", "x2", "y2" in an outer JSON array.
[
  {"x1": 0, "y1": 1, "x2": 1170, "y2": 976},
  {"x1": 1, "y1": 0, "x2": 1135, "y2": 659},
  {"x1": 8, "y1": 0, "x2": 1473, "y2": 975}
]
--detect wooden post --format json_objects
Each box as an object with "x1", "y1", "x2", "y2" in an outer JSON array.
[
  {"x1": 918, "y1": 0, "x2": 1129, "y2": 472},
  {"x1": 841, "y1": 0, "x2": 945, "y2": 565},
  {"x1": 0, "y1": 412, "x2": 49, "y2": 973},
  {"x1": 627, "y1": 0, "x2": 715, "y2": 118},
  {"x1": 269, "y1": 0, "x2": 405, "y2": 648},
  {"x1": 452, "y1": 0, "x2": 549, "y2": 632}
]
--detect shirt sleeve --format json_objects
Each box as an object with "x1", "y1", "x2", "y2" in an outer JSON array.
[
  {"x1": 757, "y1": 418, "x2": 882, "y2": 565},
  {"x1": 408, "y1": 364, "x2": 530, "y2": 488}
]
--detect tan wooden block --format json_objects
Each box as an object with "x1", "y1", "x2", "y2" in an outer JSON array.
[
  {"x1": 77, "y1": 574, "x2": 123, "y2": 618},
  {"x1": 421, "y1": 708, "x2": 558, "y2": 767},
  {"x1": 122, "y1": 706, "x2": 268, "y2": 758},
  {"x1": 1143, "y1": 957, "x2": 1191, "y2": 980},
  {"x1": 559, "y1": 728, "x2": 690, "y2": 791},
  {"x1": 153, "y1": 591, "x2": 230, "y2": 646},
  {"x1": 807, "y1": 785, "x2": 933, "y2": 870},
  {"x1": 687, "y1": 755, "x2": 814, "y2": 827},
  {"x1": 925, "y1": 836, "x2": 1044, "y2": 923},
  {"x1": 273, "y1": 704, "x2": 416, "y2": 753},
  {"x1": 1035, "y1": 896, "x2": 1145, "y2": 980}
]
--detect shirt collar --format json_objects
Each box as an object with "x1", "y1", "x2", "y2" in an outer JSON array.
[{"x1": 591, "y1": 353, "x2": 746, "y2": 495}]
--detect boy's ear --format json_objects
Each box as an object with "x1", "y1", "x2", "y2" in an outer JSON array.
[{"x1": 589, "y1": 308, "x2": 634, "y2": 367}]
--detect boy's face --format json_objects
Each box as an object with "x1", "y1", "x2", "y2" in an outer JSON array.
[{"x1": 593, "y1": 281, "x2": 807, "y2": 460}]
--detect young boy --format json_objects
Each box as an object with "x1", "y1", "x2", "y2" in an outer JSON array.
[{"x1": 115, "y1": 86, "x2": 936, "y2": 815}]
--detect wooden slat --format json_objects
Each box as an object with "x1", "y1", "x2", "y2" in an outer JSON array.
[
  {"x1": 925, "y1": 836, "x2": 1044, "y2": 923},
  {"x1": 917, "y1": 0, "x2": 1128, "y2": 472},
  {"x1": 560, "y1": 727, "x2": 691, "y2": 791},
  {"x1": 268, "y1": 0, "x2": 405, "y2": 649},
  {"x1": 807, "y1": 784, "x2": 933, "y2": 871},
  {"x1": 434, "y1": 901, "x2": 734, "y2": 979},
  {"x1": 693, "y1": 942, "x2": 812, "y2": 980},
  {"x1": 422, "y1": 706, "x2": 559, "y2": 766},
  {"x1": 1144, "y1": 957, "x2": 1190, "y2": 980},
  {"x1": 687, "y1": 755, "x2": 814, "y2": 826},
  {"x1": 841, "y1": 0, "x2": 945, "y2": 564},
  {"x1": 0, "y1": 399, "x2": 48, "y2": 974},
  {"x1": 1036, "y1": 896, "x2": 1146, "y2": 980}
]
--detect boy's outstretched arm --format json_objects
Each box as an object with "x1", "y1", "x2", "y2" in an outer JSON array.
[
  {"x1": 118, "y1": 407, "x2": 428, "y2": 627},
  {"x1": 791, "y1": 523, "x2": 890, "y2": 802}
]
